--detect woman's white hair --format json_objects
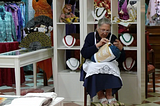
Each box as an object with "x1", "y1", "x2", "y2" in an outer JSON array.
[{"x1": 97, "y1": 17, "x2": 111, "y2": 29}]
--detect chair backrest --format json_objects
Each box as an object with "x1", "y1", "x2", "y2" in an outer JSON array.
[{"x1": 145, "y1": 31, "x2": 155, "y2": 73}]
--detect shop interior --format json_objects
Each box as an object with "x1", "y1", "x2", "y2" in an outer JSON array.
[{"x1": 0, "y1": 0, "x2": 159, "y2": 106}]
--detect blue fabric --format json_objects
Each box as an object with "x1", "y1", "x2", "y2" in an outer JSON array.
[
  {"x1": 20, "y1": 3, "x2": 26, "y2": 28},
  {"x1": 91, "y1": 55, "x2": 96, "y2": 62},
  {"x1": 0, "y1": 6, "x2": 16, "y2": 42},
  {"x1": 21, "y1": 0, "x2": 28, "y2": 25},
  {"x1": 109, "y1": 45, "x2": 121, "y2": 60}
]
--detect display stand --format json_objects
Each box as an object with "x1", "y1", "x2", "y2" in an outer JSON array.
[
  {"x1": 53, "y1": 0, "x2": 145, "y2": 104},
  {"x1": 117, "y1": 0, "x2": 145, "y2": 104},
  {"x1": 53, "y1": 0, "x2": 84, "y2": 102}
]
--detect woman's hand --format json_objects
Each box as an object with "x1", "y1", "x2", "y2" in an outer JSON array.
[
  {"x1": 113, "y1": 39, "x2": 123, "y2": 51},
  {"x1": 96, "y1": 38, "x2": 109, "y2": 48}
]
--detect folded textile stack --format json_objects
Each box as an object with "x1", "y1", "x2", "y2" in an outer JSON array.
[{"x1": 4, "y1": 92, "x2": 57, "y2": 106}]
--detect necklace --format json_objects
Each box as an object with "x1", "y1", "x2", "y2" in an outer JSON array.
[
  {"x1": 95, "y1": 7, "x2": 106, "y2": 18},
  {"x1": 64, "y1": 35, "x2": 75, "y2": 46},
  {"x1": 121, "y1": 33, "x2": 132, "y2": 43},
  {"x1": 68, "y1": 58, "x2": 79, "y2": 68},
  {"x1": 124, "y1": 58, "x2": 134, "y2": 70}
]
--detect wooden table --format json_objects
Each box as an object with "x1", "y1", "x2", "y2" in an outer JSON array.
[{"x1": 0, "y1": 48, "x2": 53, "y2": 95}]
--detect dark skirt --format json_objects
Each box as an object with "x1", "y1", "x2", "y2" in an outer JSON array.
[{"x1": 80, "y1": 68, "x2": 122, "y2": 98}]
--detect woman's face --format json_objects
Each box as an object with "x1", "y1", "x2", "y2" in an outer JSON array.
[{"x1": 97, "y1": 24, "x2": 111, "y2": 38}]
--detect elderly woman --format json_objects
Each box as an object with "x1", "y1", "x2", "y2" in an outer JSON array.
[{"x1": 80, "y1": 17, "x2": 125, "y2": 104}]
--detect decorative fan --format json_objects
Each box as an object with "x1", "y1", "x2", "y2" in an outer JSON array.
[
  {"x1": 19, "y1": 32, "x2": 52, "y2": 51},
  {"x1": 25, "y1": 15, "x2": 53, "y2": 28}
]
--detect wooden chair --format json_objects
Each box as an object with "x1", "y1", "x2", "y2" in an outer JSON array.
[
  {"x1": 81, "y1": 57, "x2": 119, "y2": 106},
  {"x1": 145, "y1": 33, "x2": 156, "y2": 98}
]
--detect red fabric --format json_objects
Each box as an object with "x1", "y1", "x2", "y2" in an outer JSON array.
[
  {"x1": 37, "y1": 58, "x2": 53, "y2": 80},
  {"x1": 0, "y1": 42, "x2": 25, "y2": 86},
  {"x1": 21, "y1": 88, "x2": 44, "y2": 96},
  {"x1": 146, "y1": 31, "x2": 152, "y2": 61},
  {"x1": 146, "y1": 31, "x2": 152, "y2": 51}
]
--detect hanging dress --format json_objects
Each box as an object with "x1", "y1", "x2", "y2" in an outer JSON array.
[
  {"x1": 32, "y1": 0, "x2": 53, "y2": 81},
  {"x1": 118, "y1": 0, "x2": 129, "y2": 33},
  {"x1": 32, "y1": 0, "x2": 53, "y2": 19}
]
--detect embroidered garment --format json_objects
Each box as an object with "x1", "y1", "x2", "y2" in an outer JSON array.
[
  {"x1": 127, "y1": 0, "x2": 137, "y2": 21},
  {"x1": 147, "y1": 0, "x2": 156, "y2": 25},
  {"x1": 83, "y1": 59, "x2": 122, "y2": 80},
  {"x1": 0, "y1": 6, "x2": 16, "y2": 42},
  {"x1": 147, "y1": 0, "x2": 160, "y2": 25}
]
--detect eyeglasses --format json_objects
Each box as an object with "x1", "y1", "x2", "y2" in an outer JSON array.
[
  {"x1": 99, "y1": 29, "x2": 111, "y2": 33},
  {"x1": 100, "y1": 29, "x2": 111, "y2": 33}
]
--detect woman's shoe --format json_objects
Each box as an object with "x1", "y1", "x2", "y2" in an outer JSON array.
[
  {"x1": 99, "y1": 98, "x2": 108, "y2": 104},
  {"x1": 108, "y1": 97, "x2": 117, "y2": 104}
]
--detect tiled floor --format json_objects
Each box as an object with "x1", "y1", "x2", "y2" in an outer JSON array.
[
  {"x1": 0, "y1": 70, "x2": 160, "y2": 106},
  {"x1": 127, "y1": 69, "x2": 160, "y2": 106},
  {"x1": 0, "y1": 72, "x2": 54, "y2": 95}
]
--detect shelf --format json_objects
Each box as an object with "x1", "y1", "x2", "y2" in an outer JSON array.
[
  {"x1": 87, "y1": 21, "x2": 98, "y2": 24},
  {"x1": 87, "y1": 21, "x2": 137, "y2": 25},
  {"x1": 112, "y1": 22, "x2": 137, "y2": 25},
  {"x1": 124, "y1": 46, "x2": 137, "y2": 50},
  {"x1": 57, "y1": 22, "x2": 81, "y2": 25},
  {"x1": 121, "y1": 71, "x2": 137, "y2": 76},
  {"x1": 53, "y1": 0, "x2": 84, "y2": 102},
  {"x1": 57, "y1": 46, "x2": 81, "y2": 50},
  {"x1": 58, "y1": 69, "x2": 80, "y2": 74}
]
